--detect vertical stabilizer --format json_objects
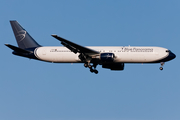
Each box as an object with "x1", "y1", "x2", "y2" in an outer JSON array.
[{"x1": 10, "y1": 21, "x2": 41, "y2": 49}]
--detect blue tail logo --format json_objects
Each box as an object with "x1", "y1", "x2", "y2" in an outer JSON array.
[{"x1": 16, "y1": 30, "x2": 26, "y2": 42}]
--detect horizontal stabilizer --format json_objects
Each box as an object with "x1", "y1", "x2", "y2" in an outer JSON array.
[{"x1": 5, "y1": 44, "x2": 32, "y2": 53}]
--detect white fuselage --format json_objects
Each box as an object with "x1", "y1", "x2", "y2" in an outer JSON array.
[{"x1": 34, "y1": 46, "x2": 168, "y2": 63}]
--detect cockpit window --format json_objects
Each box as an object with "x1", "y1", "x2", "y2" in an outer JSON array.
[{"x1": 166, "y1": 50, "x2": 171, "y2": 52}]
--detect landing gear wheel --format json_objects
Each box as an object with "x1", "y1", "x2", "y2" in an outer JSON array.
[
  {"x1": 88, "y1": 65, "x2": 92, "y2": 68},
  {"x1": 160, "y1": 67, "x2": 163, "y2": 70},
  {"x1": 159, "y1": 62, "x2": 164, "y2": 71},
  {"x1": 90, "y1": 69, "x2": 98, "y2": 74},
  {"x1": 90, "y1": 69, "x2": 94, "y2": 73},
  {"x1": 84, "y1": 63, "x2": 88, "y2": 68},
  {"x1": 84, "y1": 62, "x2": 99, "y2": 74},
  {"x1": 94, "y1": 70, "x2": 98, "y2": 74}
]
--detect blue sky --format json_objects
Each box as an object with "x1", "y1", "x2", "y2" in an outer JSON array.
[{"x1": 0, "y1": 0, "x2": 179, "y2": 120}]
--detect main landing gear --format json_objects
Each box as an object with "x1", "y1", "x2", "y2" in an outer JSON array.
[
  {"x1": 78, "y1": 53, "x2": 98, "y2": 74},
  {"x1": 84, "y1": 62, "x2": 98, "y2": 74},
  {"x1": 159, "y1": 62, "x2": 164, "y2": 71}
]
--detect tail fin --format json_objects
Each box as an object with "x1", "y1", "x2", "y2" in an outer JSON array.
[{"x1": 10, "y1": 21, "x2": 41, "y2": 49}]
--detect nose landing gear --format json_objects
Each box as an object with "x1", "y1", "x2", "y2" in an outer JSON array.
[{"x1": 159, "y1": 62, "x2": 164, "y2": 70}]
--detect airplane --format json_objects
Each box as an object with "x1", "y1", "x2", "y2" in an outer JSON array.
[{"x1": 5, "y1": 21, "x2": 176, "y2": 74}]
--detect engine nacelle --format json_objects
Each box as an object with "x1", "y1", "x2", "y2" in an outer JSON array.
[
  {"x1": 100, "y1": 53, "x2": 115, "y2": 63},
  {"x1": 102, "y1": 63, "x2": 124, "y2": 70}
]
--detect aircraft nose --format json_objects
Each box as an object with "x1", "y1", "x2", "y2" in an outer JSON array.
[{"x1": 169, "y1": 51, "x2": 176, "y2": 60}]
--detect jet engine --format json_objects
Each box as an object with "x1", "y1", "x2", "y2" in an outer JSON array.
[
  {"x1": 102, "y1": 63, "x2": 124, "y2": 70},
  {"x1": 100, "y1": 53, "x2": 115, "y2": 62}
]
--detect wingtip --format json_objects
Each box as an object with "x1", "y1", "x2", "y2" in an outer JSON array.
[
  {"x1": 4, "y1": 44, "x2": 9, "y2": 46},
  {"x1": 51, "y1": 34, "x2": 57, "y2": 37}
]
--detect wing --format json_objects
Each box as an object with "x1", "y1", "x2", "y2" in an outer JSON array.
[{"x1": 51, "y1": 35, "x2": 99, "y2": 56}]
